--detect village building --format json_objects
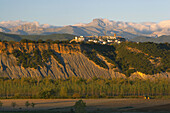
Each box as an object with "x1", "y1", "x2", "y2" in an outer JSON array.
[
  {"x1": 70, "y1": 36, "x2": 88, "y2": 43},
  {"x1": 70, "y1": 33, "x2": 126, "y2": 44}
]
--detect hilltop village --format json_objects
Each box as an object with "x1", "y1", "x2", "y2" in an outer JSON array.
[{"x1": 70, "y1": 33, "x2": 126, "y2": 44}]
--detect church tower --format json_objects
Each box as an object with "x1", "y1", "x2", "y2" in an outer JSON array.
[{"x1": 114, "y1": 33, "x2": 116, "y2": 37}]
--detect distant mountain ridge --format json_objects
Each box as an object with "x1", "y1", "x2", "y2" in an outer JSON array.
[
  {"x1": 130, "y1": 35, "x2": 170, "y2": 43},
  {"x1": 0, "y1": 32, "x2": 75, "y2": 41},
  {"x1": 0, "y1": 19, "x2": 170, "y2": 39},
  {"x1": 0, "y1": 20, "x2": 59, "y2": 28}
]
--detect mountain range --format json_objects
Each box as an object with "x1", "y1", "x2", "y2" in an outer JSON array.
[{"x1": 0, "y1": 18, "x2": 170, "y2": 39}]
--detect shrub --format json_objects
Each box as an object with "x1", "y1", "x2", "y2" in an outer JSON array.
[
  {"x1": 74, "y1": 100, "x2": 86, "y2": 113},
  {"x1": 53, "y1": 40, "x2": 60, "y2": 44},
  {"x1": 37, "y1": 39, "x2": 44, "y2": 43},
  {"x1": 11, "y1": 102, "x2": 16, "y2": 108},
  {"x1": 25, "y1": 101, "x2": 30, "y2": 108},
  {"x1": 0, "y1": 101, "x2": 3, "y2": 108},
  {"x1": 126, "y1": 69, "x2": 136, "y2": 77},
  {"x1": 31, "y1": 103, "x2": 35, "y2": 108}
]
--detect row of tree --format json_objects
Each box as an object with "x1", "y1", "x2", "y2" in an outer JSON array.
[{"x1": 0, "y1": 77, "x2": 169, "y2": 99}]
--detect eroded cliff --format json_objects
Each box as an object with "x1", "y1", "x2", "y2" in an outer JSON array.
[
  {"x1": 0, "y1": 52, "x2": 127, "y2": 79},
  {"x1": 0, "y1": 42, "x2": 169, "y2": 79},
  {"x1": 0, "y1": 42, "x2": 80, "y2": 53}
]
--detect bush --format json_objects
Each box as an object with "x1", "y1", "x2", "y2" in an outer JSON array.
[
  {"x1": 126, "y1": 69, "x2": 136, "y2": 77},
  {"x1": 0, "y1": 101, "x2": 3, "y2": 108},
  {"x1": 11, "y1": 102, "x2": 16, "y2": 108},
  {"x1": 74, "y1": 100, "x2": 86, "y2": 113},
  {"x1": 25, "y1": 101, "x2": 30, "y2": 108},
  {"x1": 37, "y1": 39, "x2": 44, "y2": 43},
  {"x1": 31, "y1": 103, "x2": 35, "y2": 108},
  {"x1": 53, "y1": 40, "x2": 60, "y2": 44}
]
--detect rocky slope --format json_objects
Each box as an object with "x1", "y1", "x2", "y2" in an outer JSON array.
[
  {"x1": 0, "y1": 42, "x2": 169, "y2": 79},
  {"x1": 0, "y1": 42, "x2": 124, "y2": 79}
]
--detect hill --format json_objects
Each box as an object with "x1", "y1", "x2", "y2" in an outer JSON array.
[
  {"x1": 130, "y1": 35, "x2": 170, "y2": 43},
  {"x1": 0, "y1": 32, "x2": 75, "y2": 41},
  {"x1": 0, "y1": 41, "x2": 169, "y2": 79}
]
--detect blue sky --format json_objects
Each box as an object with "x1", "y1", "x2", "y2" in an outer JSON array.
[{"x1": 0, "y1": 0, "x2": 170, "y2": 26}]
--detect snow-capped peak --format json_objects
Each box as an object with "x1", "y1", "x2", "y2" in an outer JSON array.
[
  {"x1": 72, "y1": 23, "x2": 86, "y2": 26},
  {"x1": 32, "y1": 21, "x2": 40, "y2": 26},
  {"x1": 0, "y1": 20, "x2": 57, "y2": 28},
  {"x1": 158, "y1": 20, "x2": 170, "y2": 28},
  {"x1": 0, "y1": 20, "x2": 29, "y2": 28}
]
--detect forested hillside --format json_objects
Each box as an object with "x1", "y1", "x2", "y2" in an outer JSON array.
[
  {"x1": 81, "y1": 42, "x2": 170, "y2": 76},
  {"x1": 0, "y1": 32, "x2": 75, "y2": 41},
  {"x1": 130, "y1": 35, "x2": 170, "y2": 43},
  {"x1": 116, "y1": 42, "x2": 170, "y2": 76}
]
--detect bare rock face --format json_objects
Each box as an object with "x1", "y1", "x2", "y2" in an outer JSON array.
[
  {"x1": 0, "y1": 52, "x2": 125, "y2": 79},
  {"x1": 130, "y1": 71, "x2": 170, "y2": 80}
]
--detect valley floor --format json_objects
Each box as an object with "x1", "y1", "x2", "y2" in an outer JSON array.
[{"x1": 0, "y1": 99, "x2": 170, "y2": 113}]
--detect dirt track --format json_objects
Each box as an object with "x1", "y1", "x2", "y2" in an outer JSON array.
[
  {"x1": 0, "y1": 99, "x2": 170, "y2": 112},
  {"x1": 131, "y1": 103, "x2": 170, "y2": 112}
]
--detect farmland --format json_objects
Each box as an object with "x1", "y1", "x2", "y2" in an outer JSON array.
[{"x1": 0, "y1": 99, "x2": 170, "y2": 113}]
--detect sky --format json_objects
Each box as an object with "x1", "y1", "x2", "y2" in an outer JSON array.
[{"x1": 0, "y1": 0, "x2": 170, "y2": 26}]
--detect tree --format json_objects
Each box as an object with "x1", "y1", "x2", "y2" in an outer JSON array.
[
  {"x1": 20, "y1": 39, "x2": 28, "y2": 43},
  {"x1": 53, "y1": 40, "x2": 60, "y2": 44},
  {"x1": 25, "y1": 101, "x2": 30, "y2": 108},
  {"x1": 39, "y1": 89, "x2": 55, "y2": 98},
  {"x1": 60, "y1": 87, "x2": 68, "y2": 98},
  {"x1": 74, "y1": 100, "x2": 86, "y2": 113},
  {"x1": 0, "y1": 101, "x2": 3, "y2": 109},
  {"x1": 37, "y1": 39, "x2": 44, "y2": 43},
  {"x1": 11, "y1": 102, "x2": 16, "y2": 109},
  {"x1": 46, "y1": 39, "x2": 53, "y2": 43},
  {"x1": 31, "y1": 103, "x2": 35, "y2": 108},
  {"x1": 72, "y1": 93, "x2": 81, "y2": 99}
]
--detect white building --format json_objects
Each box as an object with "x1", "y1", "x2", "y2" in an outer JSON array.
[
  {"x1": 99, "y1": 39, "x2": 104, "y2": 41},
  {"x1": 93, "y1": 40, "x2": 98, "y2": 43},
  {"x1": 102, "y1": 41, "x2": 107, "y2": 44},
  {"x1": 107, "y1": 40, "x2": 113, "y2": 43},
  {"x1": 88, "y1": 39, "x2": 94, "y2": 42},
  {"x1": 74, "y1": 36, "x2": 85, "y2": 42}
]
